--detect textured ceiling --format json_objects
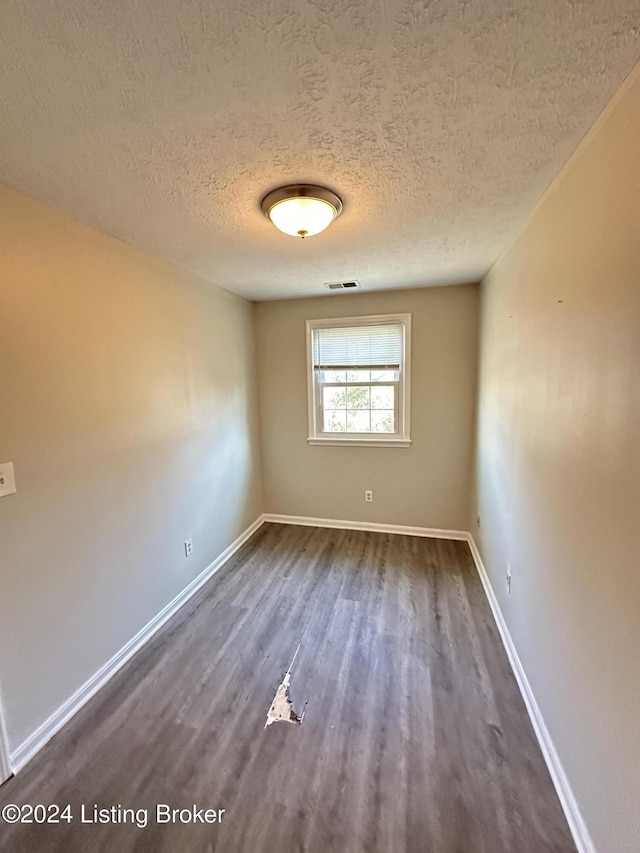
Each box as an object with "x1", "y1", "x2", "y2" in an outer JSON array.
[{"x1": 0, "y1": 1, "x2": 638, "y2": 300}]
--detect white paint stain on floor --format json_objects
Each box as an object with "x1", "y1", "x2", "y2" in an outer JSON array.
[{"x1": 265, "y1": 644, "x2": 306, "y2": 728}]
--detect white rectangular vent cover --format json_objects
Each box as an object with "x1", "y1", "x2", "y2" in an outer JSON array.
[{"x1": 325, "y1": 280, "x2": 361, "y2": 290}]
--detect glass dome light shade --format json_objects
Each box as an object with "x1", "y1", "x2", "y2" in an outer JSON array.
[
  {"x1": 261, "y1": 185, "x2": 343, "y2": 238},
  {"x1": 269, "y1": 196, "x2": 336, "y2": 237}
]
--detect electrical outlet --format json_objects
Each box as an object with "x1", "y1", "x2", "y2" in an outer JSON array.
[
  {"x1": 364, "y1": 490, "x2": 373, "y2": 503},
  {"x1": 506, "y1": 564, "x2": 512, "y2": 594},
  {"x1": 184, "y1": 538, "x2": 193, "y2": 558}
]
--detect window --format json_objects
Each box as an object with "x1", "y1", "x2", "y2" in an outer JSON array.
[{"x1": 306, "y1": 314, "x2": 411, "y2": 447}]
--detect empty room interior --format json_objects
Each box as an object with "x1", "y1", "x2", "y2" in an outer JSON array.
[{"x1": 0, "y1": 2, "x2": 638, "y2": 852}]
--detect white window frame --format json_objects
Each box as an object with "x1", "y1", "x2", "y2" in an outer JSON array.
[{"x1": 306, "y1": 313, "x2": 412, "y2": 448}]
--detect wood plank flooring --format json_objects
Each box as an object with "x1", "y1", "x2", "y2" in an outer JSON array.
[{"x1": 0, "y1": 523, "x2": 576, "y2": 852}]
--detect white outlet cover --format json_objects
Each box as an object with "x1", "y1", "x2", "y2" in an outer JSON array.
[{"x1": 0, "y1": 462, "x2": 16, "y2": 498}]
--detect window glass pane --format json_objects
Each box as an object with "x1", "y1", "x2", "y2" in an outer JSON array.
[
  {"x1": 371, "y1": 385, "x2": 394, "y2": 409},
  {"x1": 346, "y1": 369, "x2": 371, "y2": 382},
  {"x1": 324, "y1": 410, "x2": 347, "y2": 432},
  {"x1": 323, "y1": 386, "x2": 346, "y2": 409},
  {"x1": 320, "y1": 369, "x2": 346, "y2": 383},
  {"x1": 346, "y1": 410, "x2": 371, "y2": 432},
  {"x1": 344, "y1": 386, "x2": 370, "y2": 409},
  {"x1": 371, "y1": 410, "x2": 395, "y2": 432},
  {"x1": 370, "y1": 370, "x2": 398, "y2": 382}
]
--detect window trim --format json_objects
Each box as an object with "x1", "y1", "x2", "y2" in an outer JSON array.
[{"x1": 306, "y1": 313, "x2": 412, "y2": 447}]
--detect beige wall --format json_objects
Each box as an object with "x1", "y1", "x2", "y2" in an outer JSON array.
[
  {"x1": 255, "y1": 285, "x2": 479, "y2": 530},
  {"x1": 473, "y1": 70, "x2": 640, "y2": 852},
  {"x1": 0, "y1": 186, "x2": 263, "y2": 751}
]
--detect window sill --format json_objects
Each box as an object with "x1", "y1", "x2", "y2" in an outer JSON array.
[{"x1": 307, "y1": 437, "x2": 411, "y2": 448}]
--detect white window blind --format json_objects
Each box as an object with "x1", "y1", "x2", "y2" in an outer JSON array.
[{"x1": 312, "y1": 323, "x2": 403, "y2": 369}]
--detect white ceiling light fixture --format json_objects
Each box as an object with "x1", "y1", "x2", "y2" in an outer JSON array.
[{"x1": 261, "y1": 184, "x2": 343, "y2": 239}]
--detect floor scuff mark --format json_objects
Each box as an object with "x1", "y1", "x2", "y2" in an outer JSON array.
[{"x1": 265, "y1": 643, "x2": 306, "y2": 728}]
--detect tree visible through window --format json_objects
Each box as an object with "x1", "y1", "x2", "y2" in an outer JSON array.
[{"x1": 322, "y1": 370, "x2": 396, "y2": 433}]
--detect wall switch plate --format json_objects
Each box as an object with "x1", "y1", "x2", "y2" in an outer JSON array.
[
  {"x1": 506, "y1": 565, "x2": 512, "y2": 594},
  {"x1": 364, "y1": 490, "x2": 373, "y2": 503},
  {"x1": 184, "y1": 538, "x2": 193, "y2": 557},
  {"x1": 0, "y1": 462, "x2": 16, "y2": 498}
]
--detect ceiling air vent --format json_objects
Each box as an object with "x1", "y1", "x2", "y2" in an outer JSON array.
[{"x1": 325, "y1": 280, "x2": 361, "y2": 290}]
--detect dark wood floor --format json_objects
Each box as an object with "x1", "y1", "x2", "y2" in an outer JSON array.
[{"x1": 0, "y1": 523, "x2": 575, "y2": 852}]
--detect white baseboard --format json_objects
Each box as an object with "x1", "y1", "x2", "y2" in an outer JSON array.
[
  {"x1": 10, "y1": 514, "x2": 266, "y2": 773},
  {"x1": 263, "y1": 513, "x2": 468, "y2": 540},
  {"x1": 466, "y1": 534, "x2": 595, "y2": 853},
  {"x1": 0, "y1": 692, "x2": 11, "y2": 784}
]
